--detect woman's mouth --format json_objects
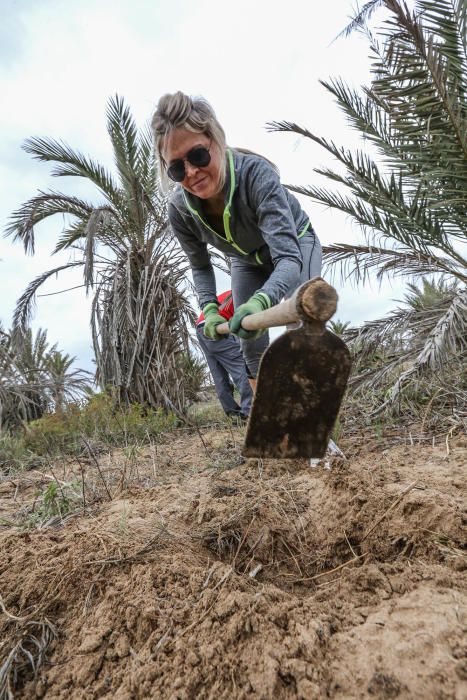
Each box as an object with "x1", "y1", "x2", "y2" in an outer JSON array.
[{"x1": 192, "y1": 176, "x2": 207, "y2": 190}]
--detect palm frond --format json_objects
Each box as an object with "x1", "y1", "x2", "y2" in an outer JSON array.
[
  {"x1": 106, "y1": 94, "x2": 139, "y2": 178},
  {"x1": 421, "y1": 0, "x2": 467, "y2": 88},
  {"x1": 322, "y1": 242, "x2": 467, "y2": 285},
  {"x1": 287, "y1": 181, "x2": 466, "y2": 266},
  {"x1": 370, "y1": 2, "x2": 467, "y2": 176},
  {"x1": 334, "y1": 0, "x2": 386, "y2": 40},
  {"x1": 402, "y1": 277, "x2": 458, "y2": 309},
  {"x1": 415, "y1": 285, "x2": 467, "y2": 368},
  {"x1": 272, "y1": 118, "x2": 466, "y2": 245},
  {"x1": 80, "y1": 208, "x2": 125, "y2": 290},
  {"x1": 53, "y1": 221, "x2": 88, "y2": 253},
  {"x1": 22, "y1": 137, "x2": 122, "y2": 209},
  {"x1": 136, "y1": 123, "x2": 158, "y2": 195},
  {"x1": 5, "y1": 192, "x2": 94, "y2": 255},
  {"x1": 319, "y1": 77, "x2": 393, "y2": 154},
  {"x1": 106, "y1": 95, "x2": 147, "y2": 237},
  {"x1": 344, "y1": 281, "x2": 467, "y2": 417},
  {"x1": 12, "y1": 262, "x2": 84, "y2": 338}
]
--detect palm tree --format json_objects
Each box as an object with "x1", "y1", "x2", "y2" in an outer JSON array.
[
  {"x1": 45, "y1": 349, "x2": 90, "y2": 413},
  {"x1": 0, "y1": 323, "x2": 31, "y2": 432},
  {"x1": 5, "y1": 96, "x2": 196, "y2": 415},
  {"x1": 270, "y1": 0, "x2": 467, "y2": 412},
  {"x1": 13, "y1": 327, "x2": 50, "y2": 422},
  {"x1": 0, "y1": 326, "x2": 91, "y2": 432}
]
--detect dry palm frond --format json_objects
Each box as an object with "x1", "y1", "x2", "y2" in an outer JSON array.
[
  {"x1": 92, "y1": 231, "x2": 196, "y2": 414},
  {"x1": 343, "y1": 281, "x2": 467, "y2": 421},
  {"x1": 0, "y1": 618, "x2": 58, "y2": 700}
]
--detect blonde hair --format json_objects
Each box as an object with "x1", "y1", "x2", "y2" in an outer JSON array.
[
  {"x1": 151, "y1": 91, "x2": 280, "y2": 192},
  {"x1": 151, "y1": 91, "x2": 227, "y2": 191},
  {"x1": 232, "y1": 147, "x2": 279, "y2": 175}
]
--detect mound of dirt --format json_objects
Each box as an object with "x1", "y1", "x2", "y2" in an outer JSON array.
[{"x1": 0, "y1": 427, "x2": 466, "y2": 699}]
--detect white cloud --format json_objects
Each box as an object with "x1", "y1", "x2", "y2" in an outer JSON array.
[{"x1": 1, "y1": 0, "x2": 407, "y2": 374}]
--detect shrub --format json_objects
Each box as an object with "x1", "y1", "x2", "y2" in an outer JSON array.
[
  {"x1": 0, "y1": 434, "x2": 45, "y2": 473},
  {"x1": 22, "y1": 392, "x2": 178, "y2": 456},
  {"x1": 176, "y1": 352, "x2": 208, "y2": 403}
]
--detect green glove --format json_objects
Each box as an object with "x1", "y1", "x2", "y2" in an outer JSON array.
[
  {"x1": 203, "y1": 302, "x2": 227, "y2": 341},
  {"x1": 229, "y1": 292, "x2": 271, "y2": 340}
]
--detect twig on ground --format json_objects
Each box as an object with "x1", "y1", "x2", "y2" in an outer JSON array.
[
  {"x1": 0, "y1": 618, "x2": 58, "y2": 700},
  {"x1": 236, "y1": 529, "x2": 266, "y2": 573},
  {"x1": 85, "y1": 533, "x2": 162, "y2": 566},
  {"x1": 178, "y1": 567, "x2": 233, "y2": 639},
  {"x1": 80, "y1": 463, "x2": 86, "y2": 514},
  {"x1": 362, "y1": 480, "x2": 418, "y2": 542},
  {"x1": 279, "y1": 536, "x2": 303, "y2": 577},
  {"x1": 0, "y1": 594, "x2": 28, "y2": 623},
  {"x1": 81, "y1": 437, "x2": 112, "y2": 501},
  {"x1": 232, "y1": 516, "x2": 255, "y2": 570},
  {"x1": 227, "y1": 420, "x2": 236, "y2": 450},
  {"x1": 445, "y1": 426, "x2": 455, "y2": 456},
  {"x1": 291, "y1": 552, "x2": 368, "y2": 584},
  {"x1": 257, "y1": 458, "x2": 263, "y2": 480},
  {"x1": 46, "y1": 463, "x2": 67, "y2": 503},
  {"x1": 152, "y1": 623, "x2": 173, "y2": 654},
  {"x1": 29, "y1": 470, "x2": 67, "y2": 486},
  {"x1": 344, "y1": 530, "x2": 358, "y2": 558}
]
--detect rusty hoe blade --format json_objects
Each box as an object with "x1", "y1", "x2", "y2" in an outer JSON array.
[{"x1": 242, "y1": 278, "x2": 352, "y2": 459}]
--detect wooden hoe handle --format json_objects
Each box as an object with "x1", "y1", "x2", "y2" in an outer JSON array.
[{"x1": 216, "y1": 277, "x2": 338, "y2": 335}]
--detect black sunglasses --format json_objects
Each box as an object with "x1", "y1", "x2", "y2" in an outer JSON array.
[{"x1": 167, "y1": 144, "x2": 212, "y2": 182}]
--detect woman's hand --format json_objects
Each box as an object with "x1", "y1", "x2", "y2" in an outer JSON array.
[
  {"x1": 203, "y1": 303, "x2": 227, "y2": 340},
  {"x1": 229, "y1": 293, "x2": 271, "y2": 340}
]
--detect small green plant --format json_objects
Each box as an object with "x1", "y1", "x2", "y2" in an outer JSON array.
[
  {"x1": 374, "y1": 421, "x2": 384, "y2": 441},
  {"x1": 26, "y1": 480, "x2": 80, "y2": 527}
]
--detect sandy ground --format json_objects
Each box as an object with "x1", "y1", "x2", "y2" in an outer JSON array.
[{"x1": 0, "y1": 423, "x2": 466, "y2": 699}]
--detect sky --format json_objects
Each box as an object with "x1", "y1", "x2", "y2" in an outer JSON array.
[{"x1": 0, "y1": 0, "x2": 406, "y2": 375}]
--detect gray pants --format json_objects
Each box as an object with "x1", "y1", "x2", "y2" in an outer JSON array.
[
  {"x1": 231, "y1": 230, "x2": 323, "y2": 377},
  {"x1": 196, "y1": 325, "x2": 253, "y2": 416}
]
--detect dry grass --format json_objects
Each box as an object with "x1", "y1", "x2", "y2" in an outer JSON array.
[{"x1": 0, "y1": 614, "x2": 58, "y2": 700}]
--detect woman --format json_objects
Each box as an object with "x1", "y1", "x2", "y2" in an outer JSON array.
[{"x1": 151, "y1": 91, "x2": 322, "y2": 384}]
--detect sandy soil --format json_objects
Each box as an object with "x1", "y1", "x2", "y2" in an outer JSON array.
[{"x1": 0, "y1": 424, "x2": 466, "y2": 699}]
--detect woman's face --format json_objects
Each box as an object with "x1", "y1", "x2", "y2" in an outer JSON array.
[{"x1": 162, "y1": 127, "x2": 223, "y2": 200}]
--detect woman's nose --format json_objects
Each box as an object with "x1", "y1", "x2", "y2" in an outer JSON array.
[{"x1": 184, "y1": 161, "x2": 199, "y2": 178}]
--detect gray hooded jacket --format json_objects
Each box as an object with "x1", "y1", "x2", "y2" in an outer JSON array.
[{"x1": 168, "y1": 148, "x2": 316, "y2": 307}]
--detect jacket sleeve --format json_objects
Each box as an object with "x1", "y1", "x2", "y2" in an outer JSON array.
[
  {"x1": 168, "y1": 202, "x2": 218, "y2": 308},
  {"x1": 246, "y1": 159, "x2": 303, "y2": 305},
  {"x1": 218, "y1": 292, "x2": 234, "y2": 320}
]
